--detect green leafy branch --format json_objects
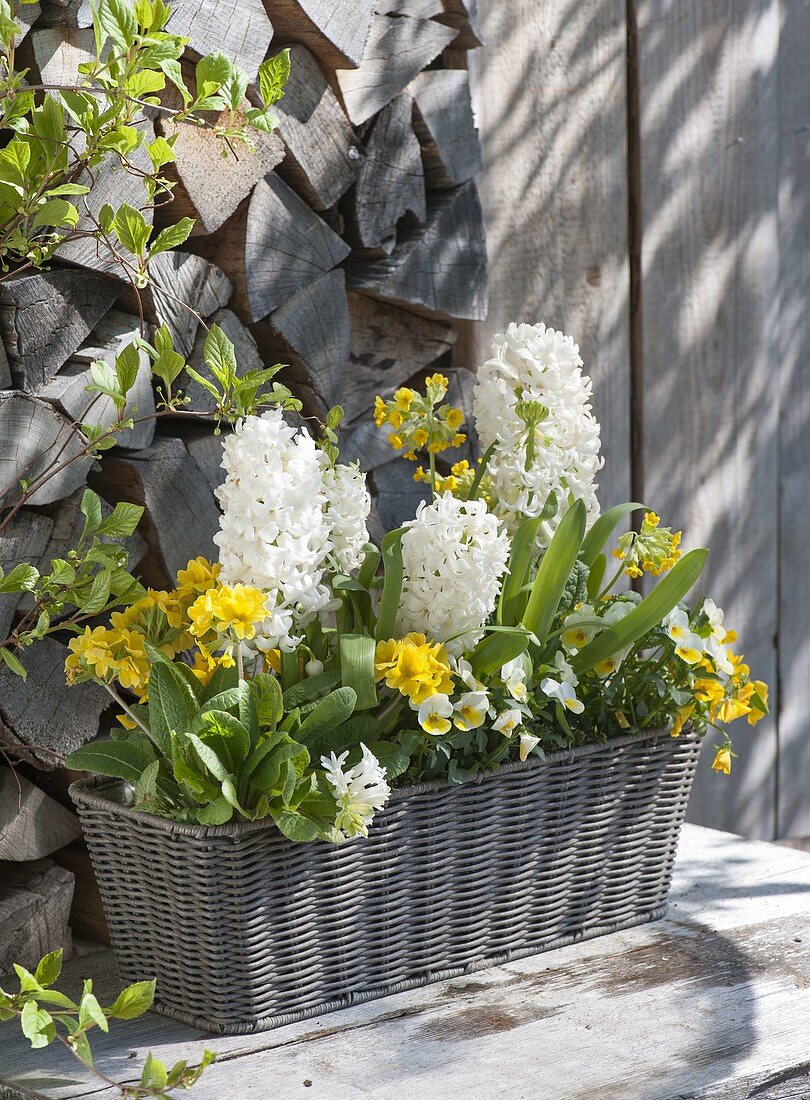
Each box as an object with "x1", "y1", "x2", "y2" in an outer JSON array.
[{"x1": 0, "y1": 949, "x2": 215, "y2": 1097}]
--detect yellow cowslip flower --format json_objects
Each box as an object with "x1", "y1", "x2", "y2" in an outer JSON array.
[
  {"x1": 712, "y1": 745, "x2": 733, "y2": 775},
  {"x1": 188, "y1": 583, "x2": 267, "y2": 642},
  {"x1": 387, "y1": 409, "x2": 403, "y2": 429},
  {"x1": 412, "y1": 428, "x2": 429, "y2": 447},
  {"x1": 374, "y1": 396, "x2": 387, "y2": 427},
  {"x1": 374, "y1": 633, "x2": 454, "y2": 704},
  {"x1": 644, "y1": 512, "x2": 660, "y2": 527},
  {"x1": 393, "y1": 387, "x2": 415, "y2": 411},
  {"x1": 670, "y1": 704, "x2": 694, "y2": 738},
  {"x1": 65, "y1": 626, "x2": 119, "y2": 683},
  {"x1": 444, "y1": 407, "x2": 464, "y2": 430},
  {"x1": 450, "y1": 433, "x2": 466, "y2": 447},
  {"x1": 389, "y1": 434, "x2": 404, "y2": 450},
  {"x1": 426, "y1": 372, "x2": 449, "y2": 390},
  {"x1": 412, "y1": 466, "x2": 429, "y2": 483},
  {"x1": 614, "y1": 514, "x2": 682, "y2": 578}
]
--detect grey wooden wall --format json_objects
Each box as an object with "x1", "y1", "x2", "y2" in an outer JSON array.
[{"x1": 471, "y1": 0, "x2": 809, "y2": 840}]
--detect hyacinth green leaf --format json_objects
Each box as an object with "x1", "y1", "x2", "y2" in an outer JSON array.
[
  {"x1": 339, "y1": 634, "x2": 377, "y2": 710},
  {"x1": 498, "y1": 515, "x2": 542, "y2": 626},
  {"x1": 579, "y1": 502, "x2": 645, "y2": 567},
  {"x1": 374, "y1": 528, "x2": 404, "y2": 641},
  {"x1": 470, "y1": 630, "x2": 531, "y2": 681},
  {"x1": 357, "y1": 544, "x2": 380, "y2": 591},
  {"x1": 571, "y1": 548, "x2": 709, "y2": 676},
  {"x1": 522, "y1": 499, "x2": 587, "y2": 649},
  {"x1": 586, "y1": 552, "x2": 607, "y2": 601}
]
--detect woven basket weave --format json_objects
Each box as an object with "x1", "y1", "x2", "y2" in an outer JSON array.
[{"x1": 70, "y1": 728, "x2": 699, "y2": 1035}]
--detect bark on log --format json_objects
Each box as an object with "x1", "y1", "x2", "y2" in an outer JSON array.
[
  {"x1": 348, "y1": 92, "x2": 426, "y2": 254},
  {"x1": 0, "y1": 269, "x2": 121, "y2": 392},
  {"x1": 137, "y1": 252, "x2": 233, "y2": 359},
  {"x1": 273, "y1": 45, "x2": 360, "y2": 211},
  {"x1": 40, "y1": 311, "x2": 156, "y2": 451},
  {"x1": 0, "y1": 393, "x2": 92, "y2": 508},
  {"x1": 0, "y1": 637, "x2": 109, "y2": 767},
  {"x1": 347, "y1": 181, "x2": 488, "y2": 320},
  {"x1": 268, "y1": 0, "x2": 375, "y2": 70},
  {"x1": 259, "y1": 268, "x2": 350, "y2": 415},
  {"x1": 182, "y1": 308, "x2": 263, "y2": 414},
  {"x1": 193, "y1": 173, "x2": 350, "y2": 323},
  {"x1": 0, "y1": 769, "x2": 81, "y2": 862},
  {"x1": 335, "y1": 14, "x2": 456, "y2": 127},
  {"x1": 166, "y1": 0, "x2": 274, "y2": 81},
  {"x1": 408, "y1": 69, "x2": 482, "y2": 188},
  {"x1": 0, "y1": 511, "x2": 54, "y2": 643},
  {"x1": 98, "y1": 436, "x2": 220, "y2": 582},
  {"x1": 0, "y1": 860, "x2": 74, "y2": 974}
]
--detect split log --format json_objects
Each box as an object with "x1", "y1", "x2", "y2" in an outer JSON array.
[
  {"x1": 273, "y1": 45, "x2": 361, "y2": 211},
  {"x1": 0, "y1": 269, "x2": 121, "y2": 392},
  {"x1": 371, "y1": 454, "x2": 430, "y2": 531},
  {"x1": 0, "y1": 637, "x2": 109, "y2": 767},
  {"x1": 343, "y1": 291, "x2": 456, "y2": 421},
  {"x1": 183, "y1": 427, "x2": 226, "y2": 493},
  {"x1": 0, "y1": 511, "x2": 54, "y2": 643},
  {"x1": 193, "y1": 173, "x2": 350, "y2": 323},
  {"x1": 166, "y1": 0, "x2": 274, "y2": 81},
  {"x1": 136, "y1": 252, "x2": 233, "y2": 359},
  {"x1": 53, "y1": 841, "x2": 110, "y2": 944},
  {"x1": 36, "y1": 488, "x2": 148, "y2": 576},
  {"x1": 0, "y1": 860, "x2": 74, "y2": 974},
  {"x1": 182, "y1": 308, "x2": 263, "y2": 414},
  {"x1": 0, "y1": 393, "x2": 93, "y2": 508},
  {"x1": 13, "y1": 2, "x2": 41, "y2": 42},
  {"x1": 437, "y1": 0, "x2": 482, "y2": 49},
  {"x1": 0, "y1": 769, "x2": 81, "y2": 861},
  {"x1": 23, "y1": 26, "x2": 94, "y2": 85},
  {"x1": 97, "y1": 436, "x2": 221, "y2": 582},
  {"x1": 56, "y1": 122, "x2": 156, "y2": 278},
  {"x1": 408, "y1": 69, "x2": 482, "y2": 188},
  {"x1": 377, "y1": 0, "x2": 444, "y2": 16},
  {"x1": 335, "y1": 14, "x2": 456, "y2": 127},
  {"x1": 339, "y1": 419, "x2": 399, "y2": 472},
  {"x1": 0, "y1": 339, "x2": 9, "y2": 390},
  {"x1": 348, "y1": 92, "x2": 426, "y2": 254},
  {"x1": 38, "y1": 0, "x2": 92, "y2": 27},
  {"x1": 268, "y1": 0, "x2": 375, "y2": 70},
  {"x1": 347, "y1": 181, "x2": 488, "y2": 320},
  {"x1": 40, "y1": 311, "x2": 156, "y2": 451}
]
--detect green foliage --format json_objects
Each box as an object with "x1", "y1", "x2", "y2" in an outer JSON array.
[{"x1": 0, "y1": 949, "x2": 214, "y2": 1096}]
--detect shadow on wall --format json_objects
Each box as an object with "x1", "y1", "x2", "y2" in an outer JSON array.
[{"x1": 471, "y1": 0, "x2": 809, "y2": 840}]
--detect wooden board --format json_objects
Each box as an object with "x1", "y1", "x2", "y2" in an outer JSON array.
[
  {"x1": 471, "y1": 0, "x2": 631, "y2": 516},
  {"x1": 636, "y1": 0, "x2": 780, "y2": 839},
  {"x1": 0, "y1": 861, "x2": 74, "y2": 975},
  {"x1": 3, "y1": 827, "x2": 810, "y2": 1097},
  {"x1": 774, "y1": 1, "x2": 810, "y2": 837}
]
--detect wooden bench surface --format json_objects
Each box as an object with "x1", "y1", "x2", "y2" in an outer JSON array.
[{"x1": 2, "y1": 824, "x2": 810, "y2": 1099}]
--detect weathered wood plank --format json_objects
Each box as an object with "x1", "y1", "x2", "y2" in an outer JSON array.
[
  {"x1": 347, "y1": 181, "x2": 487, "y2": 320},
  {"x1": 637, "y1": 0, "x2": 780, "y2": 839},
  {"x1": 471, "y1": 0, "x2": 631, "y2": 515},
  {"x1": 0, "y1": 637, "x2": 108, "y2": 767},
  {"x1": 0, "y1": 861, "x2": 74, "y2": 975},
  {"x1": 0, "y1": 769, "x2": 81, "y2": 862},
  {"x1": 335, "y1": 13, "x2": 456, "y2": 127},
  {"x1": 0, "y1": 269, "x2": 121, "y2": 391},
  {"x1": 166, "y1": 0, "x2": 273, "y2": 80},
  {"x1": 2, "y1": 827, "x2": 810, "y2": 1099},
  {"x1": 0, "y1": 393, "x2": 92, "y2": 508},
  {"x1": 408, "y1": 68, "x2": 482, "y2": 188},
  {"x1": 273, "y1": 45, "x2": 360, "y2": 211},
  {"x1": 774, "y1": 1, "x2": 810, "y2": 838},
  {"x1": 268, "y1": 0, "x2": 375, "y2": 70},
  {"x1": 33, "y1": 488, "x2": 148, "y2": 578},
  {"x1": 0, "y1": 511, "x2": 54, "y2": 644}
]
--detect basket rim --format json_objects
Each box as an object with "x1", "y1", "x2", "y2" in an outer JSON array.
[{"x1": 69, "y1": 725, "x2": 689, "y2": 839}]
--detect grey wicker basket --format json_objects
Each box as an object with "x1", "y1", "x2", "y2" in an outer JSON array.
[{"x1": 70, "y1": 728, "x2": 700, "y2": 1035}]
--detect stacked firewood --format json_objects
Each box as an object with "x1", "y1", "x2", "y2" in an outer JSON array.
[{"x1": 0, "y1": 0, "x2": 486, "y2": 962}]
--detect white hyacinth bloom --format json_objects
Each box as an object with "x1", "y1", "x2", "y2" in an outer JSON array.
[
  {"x1": 322, "y1": 460, "x2": 371, "y2": 575},
  {"x1": 473, "y1": 321, "x2": 603, "y2": 539},
  {"x1": 214, "y1": 409, "x2": 332, "y2": 651},
  {"x1": 320, "y1": 744, "x2": 391, "y2": 838},
  {"x1": 398, "y1": 494, "x2": 510, "y2": 655}
]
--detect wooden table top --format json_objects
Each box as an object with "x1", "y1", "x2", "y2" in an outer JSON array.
[{"x1": 2, "y1": 824, "x2": 809, "y2": 1100}]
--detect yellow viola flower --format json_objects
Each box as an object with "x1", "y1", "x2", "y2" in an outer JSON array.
[
  {"x1": 746, "y1": 680, "x2": 768, "y2": 725},
  {"x1": 713, "y1": 695, "x2": 751, "y2": 724},
  {"x1": 453, "y1": 691, "x2": 489, "y2": 731},
  {"x1": 712, "y1": 745, "x2": 734, "y2": 775}
]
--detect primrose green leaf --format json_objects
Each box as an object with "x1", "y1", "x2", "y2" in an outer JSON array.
[{"x1": 65, "y1": 740, "x2": 155, "y2": 783}]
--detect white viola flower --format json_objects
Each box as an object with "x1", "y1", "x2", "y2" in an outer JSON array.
[
  {"x1": 553, "y1": 650, "x2": 578, "y2": 686},
  {"x1": 322, "y1": 460, "x2": 371, "y2": 575},
  {"x1": 453, "y1": 691, "x2": 489, "y2": 731},
  {"x1": 472, "y1": 322, "x2": 603, "y2": 540},
  {"x1": 398, "y1": 494, "x2": 510, "y2": 655},
  {"x1": 500, "y1": 657, "x2": 527, "y2": 702},
  {"x1": 540, "y1": 677, "x2": 584, "y2": 714},
  {"x1": 663, "y1": 608, "x2": 704, "y2": 665},
  {"x1": 702, "y1": 598, "x2": 726, "y2": 643},
  {"x1": 417, "y1": 693, "x2": 454, "y2": 735},
  {"x1": 320, "y1": 744, "x2": 391, "y2": 839},
  {"x1": 214, "y1": 409, "x2": 332, "y2": 650},
  {"x1": 492, "y1": 708, "x2": 524, "y2": 737},
  {"x1": 451, "y1": 656, "x2": 485, "y2": 692},
  {"x1": 519, "y1": 731, "x2": 541, "y2": 762},
  {"x1": 562, "y1": 604, "x2": 600, "y2": 651},
  {"x1": 705, "y1": 633, "x2": 734, "y2": 676}
]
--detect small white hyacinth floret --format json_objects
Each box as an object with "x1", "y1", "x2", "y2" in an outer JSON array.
[
  {"x1": 472, "y1": 321, "x2": 603, "y2": 540},
  {"x1": 320, "y1": 744, "x2": 391, "y2": 839},
  {"x1": 214, "y1": 409, "x2": 332, "y2": 651},
  {"x1": 398, "y1": 494, "x2": 510, "y2": 655},
  {"x1": 322, "y1": 460, "x2": 371, "y2": 575}
]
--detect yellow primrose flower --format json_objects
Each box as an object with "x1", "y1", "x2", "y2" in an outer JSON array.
[
  {"x1": 176, "y1": 557, "x2": 221, "y2": 601},
  {"x1": 65, "y1": 626, "x2": 119, "y2": 683},
  {"x1": 112, "y1": 628, "x2": 150, "y2": 695},
  {"x1": 188, "y1": 583, "x2": 267, "y2": 642},
  {"x1": 712, "y1": 745, "x2": 733, "y2": 775},
  {"x1": 670, "y1": 704, "x2": 694, "y2": 738},
  {"x1": 374, "y1": 634, "x2": 454, "y2": 704}
]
